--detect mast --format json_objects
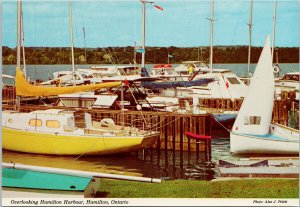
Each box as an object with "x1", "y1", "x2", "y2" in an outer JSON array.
[
  {"x1": 140, "y1": 0, "x2": 153, "y2": 68},
  {"x1": 16, "y1": 0, "x2": 22, "y2": 111},
  {"x1": 17, "y1": 1, "x2": 21, "y2": 69},
  {"x1": 167, "y1": 47, "x2": 169, "y2": 64},
  {"x1": 209, "y1": 0, "x2": 214, "y2": 73},
  {"x1": 141, "y1": 1, "x2": 146, "y2": 67},
  {"x1": 69, "y1": 1, "x2": 75, "y2": 85},
  {"x1": 21, "y1": 4, "x2": 26, "y2": 78},
  {"x1": 247, "y1": 0, "x2": 253, "y2": 76},
  {"x1": 83, "y1": 26, "x2": 87, "y2": 63},
  {"x1": 134, "y1": 41, "x2": 137, "y2": 64},
  {"x1": 271, "y1": 0, "x2": 277, "y2": 64}
]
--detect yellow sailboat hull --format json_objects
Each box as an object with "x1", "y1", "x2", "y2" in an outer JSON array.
[{"x1": 2, "y1": 127, "x2": 158, "y2": 155}]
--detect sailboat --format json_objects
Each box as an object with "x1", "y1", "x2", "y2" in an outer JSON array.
[
  {"x1": 230, "y1": 35, "x2": 299, "y2": 154},
  {"x1": 2, "y1": 1, "x2": 159, "y2": 156}
]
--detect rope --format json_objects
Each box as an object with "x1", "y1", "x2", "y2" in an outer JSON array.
[
  {"x1": 102, "y1": 48, "x2": 116, "y2": 65},
  {"x1": 74, "y1": 138, "x2": 104, "y2": 161},
  {"x1": 110, "y1": 47, "x2": 120, "y2": 65},
  {"x1": 208, "y1": 113, "x2": 231, "y2": 132},
  {"x1": 150, "y1": 113, "x2": 187, "y2": 131}
]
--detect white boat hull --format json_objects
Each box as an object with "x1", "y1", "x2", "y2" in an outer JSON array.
[{"x1": 230, "y1": 132, "x2": 299, "y2": 154}]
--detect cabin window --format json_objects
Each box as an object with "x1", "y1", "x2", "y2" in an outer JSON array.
[
  {"x1": 46, "y1": 120, "x2": 60, "y2": 128},
  {"x1": 29, "y1": 119, "x2": 42, "y2": 127},
  {"x1": 227, "y1": 77, "x2": 240, "y2": 84},
  {"x1": 244, "y1": 116, "x2": 261, "y2": 125},
  {"x1": 180, "y1": 71, "x2": 189, "y2": 75}
]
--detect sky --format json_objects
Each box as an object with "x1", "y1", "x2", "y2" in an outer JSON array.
[{"x1": 2, "y1": 0, "x2": 299, "y2": 48}]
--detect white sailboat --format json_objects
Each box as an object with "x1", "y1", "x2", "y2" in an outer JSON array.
[{"x1": 230, "y1": 35, "x2": 299, "y2": 154}]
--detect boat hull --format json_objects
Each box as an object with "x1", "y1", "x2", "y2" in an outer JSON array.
[
  {"x1": 2, "y1": 167, "x2": 101, "y2": 198},
  {"x1": 230, "y1": 132, "x2": 299, "y2": 154},
  {"x1": 2, "y1": 127, "x2": 158, "y2": 155}
]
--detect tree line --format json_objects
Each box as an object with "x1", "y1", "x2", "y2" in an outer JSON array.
[{"x1": 2, "y1": 46, "x2": 298, "y2": 65}]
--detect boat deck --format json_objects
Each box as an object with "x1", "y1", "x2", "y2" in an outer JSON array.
[{"x1": 216, "y1": 158, "x2": 299, "y2": 178}]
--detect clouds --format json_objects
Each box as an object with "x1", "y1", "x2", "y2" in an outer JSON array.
[{"x1": 2, "y1": 0, "x2": 299, "y2": 47}]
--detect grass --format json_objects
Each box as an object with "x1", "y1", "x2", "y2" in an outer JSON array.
[{"x1": 96, "y1": 178, "x2": 299, "y2": 198}]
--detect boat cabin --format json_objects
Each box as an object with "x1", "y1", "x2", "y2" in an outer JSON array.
[
  {"x1": 2, "y1": 109, "x2": 80, "y2": 133},
  {"x1": 280, "y1": 72, "x2": 299, "y2": 82},
  {"x1": 174, "y1": 61, "x2": 208, "y2": 76},
  {"x1": 2, "y1": 74, "x2": 15, "y2": 86},
  {"x1": 57, "y1": 93, "x2": 118, "y2": 109},
  {"x1": 88, "y1": 65, "x2": 140, "y2": 76},
  {"x1": 151, "y1": 64, "x2": 175, "y2": 76}
]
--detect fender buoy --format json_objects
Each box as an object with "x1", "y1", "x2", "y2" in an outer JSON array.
[{"x1": 273, "y1": 65, "x2": 280, "y2": 74}]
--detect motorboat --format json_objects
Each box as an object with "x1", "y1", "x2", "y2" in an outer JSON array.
[
  {"x1": 275, "y1": 72, "x2": 299, "y2": 100},
  {"x1": 174, "y1": 61, "x2": 208, "y2": 76}
]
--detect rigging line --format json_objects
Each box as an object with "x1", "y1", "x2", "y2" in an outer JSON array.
[
  {"x1": 208, "y1": 113, "x2": 230, "y2": 132},
  {"x1": 132, "y1": 81, "x2": 154, "y2": 110},
  {"x1": 110, "y1": 47, "x2": 121, "y2": 65},
  {"x1": 221, "y1": 74, "x2": 234, "y2": 102},
  {"x1": 150, "y1": 111, "x2": 186, "y2": 129},
  {"x1": 154, "y1": 114, "x2": 185, "y2": 131},
  {"x1": 108, "y1": 48, "x2": 116, "y2": 64},
  {"x1": 103, "y1": 48, "x2": 116, "y2": 65},
  {"x1": 109, "y1": 48, "x2": 119, "y2": 65},
  {"x1": 81, "y1": 1, "x2": 87, "y2": 63},
  {"x1": 126, "y1": 85, "x2": 148, "y2": 126},
  {"x1": 74, "y1": 138, "x2": 105, "y2": 161},
  {"x1": 144, "y1": 112, "x2": 170, "y2": 129}
]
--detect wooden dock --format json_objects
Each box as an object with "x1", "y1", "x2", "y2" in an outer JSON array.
[{"x1": 2, "y1": 88, "x2": 298, "y2": 153}]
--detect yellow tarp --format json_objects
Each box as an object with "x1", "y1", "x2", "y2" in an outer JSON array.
[{"x1": 16, "y1": 68, "x2": 121, "y2": 97}]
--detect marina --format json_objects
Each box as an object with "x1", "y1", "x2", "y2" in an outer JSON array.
[{"x1": 1, "y1": 0, "x2": 299, "y2": 202}]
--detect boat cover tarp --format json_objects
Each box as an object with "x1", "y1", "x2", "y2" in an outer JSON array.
[
  {"x1": 16, "y1": 68, "x2": 121, "y2": 97},
  {"x1": 142, "y1": 78, "x2": 214, "y2": 89}
]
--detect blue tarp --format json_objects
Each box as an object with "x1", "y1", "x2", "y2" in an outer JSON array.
[
  {"x1": 141, "y1": 67, "x2": 214, "y2": 89},
  {"x1": 142, "y1": 78, "x2": 214, "y2": 89}
]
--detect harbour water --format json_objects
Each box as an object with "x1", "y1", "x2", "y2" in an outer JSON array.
[{"x1": 2, "y1": 63, "x2": 298, "y2": 81}]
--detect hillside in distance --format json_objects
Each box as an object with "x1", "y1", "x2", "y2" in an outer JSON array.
[{"x1": 2, "y1": 46, "x2": 299, "y2": 65}]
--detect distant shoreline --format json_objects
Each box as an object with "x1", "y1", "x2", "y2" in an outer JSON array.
[{"x1": 2, "y1": 46, "x2": 299, "y2": 65}]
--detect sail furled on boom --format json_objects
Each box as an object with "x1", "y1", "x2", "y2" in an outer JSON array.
[
  {"x1": 142, "y1": 78, "x2": 215, "y2": 90},
  {"x1": 15, "y1": 68, "x2": 121, "y2": 97}
]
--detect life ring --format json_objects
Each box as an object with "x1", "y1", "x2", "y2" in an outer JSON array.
[{"x1": 273, "y1": 65, "x2": 280, "y2": 74}]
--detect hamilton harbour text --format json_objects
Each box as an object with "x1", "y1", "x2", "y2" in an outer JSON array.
[{"x1": 10, "y1": 199, "x2": 129, "y2": 205}]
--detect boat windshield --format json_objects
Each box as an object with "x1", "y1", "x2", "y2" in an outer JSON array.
[{"x1": 2, "y1": 78, "x2": 15, "y2": 86}]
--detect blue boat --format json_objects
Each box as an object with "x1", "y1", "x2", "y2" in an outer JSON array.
[
  {"x1": 2, "y1": 164, "x2": 99, "y2": 198},
  {"x1": 141, "y1": 67, "x2": 214, "y2": 90}
]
